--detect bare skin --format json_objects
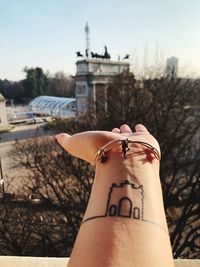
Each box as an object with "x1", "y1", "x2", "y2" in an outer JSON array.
[
  {"x1": 56, "y1": 124, "x2": 174, "y2": 267},
  {"x1": 55, "y1": 124, "x2": 160, "y2": 164}
]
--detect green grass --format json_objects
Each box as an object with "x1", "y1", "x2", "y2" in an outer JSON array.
[{"x1": 0, "y1": 125, "x2": 15, "y2": 133}]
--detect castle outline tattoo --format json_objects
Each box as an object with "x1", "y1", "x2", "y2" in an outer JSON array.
[
  {"x1": 82, "y1": 179, "x2": 144, "y2": 223},
  {"x1": 81, "y1": 179, "x2": 167, "y2": 233},
  {"x1": 106, "y1": 180, "x2": 144, "y2": 220}
]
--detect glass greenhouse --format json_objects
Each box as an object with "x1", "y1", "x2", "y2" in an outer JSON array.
[{"x1": 29, "y1": 96, "x2": 76, "y2": 118}]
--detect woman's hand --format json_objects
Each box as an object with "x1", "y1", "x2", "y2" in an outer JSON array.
[{"x1": 55, "y1": 124, "x2": 160, "y2": 165}]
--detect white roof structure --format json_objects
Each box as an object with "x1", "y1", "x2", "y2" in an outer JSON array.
[{"x1": 29, "y1": 96, "x2": 76, "y2": 118}]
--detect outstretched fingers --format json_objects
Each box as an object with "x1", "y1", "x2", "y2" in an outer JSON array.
[
  {"x1": 111, "y1": 128, "x2": 120, "y2": 133},
  {"x1": 120, "y1": 124, "x2": 132, "y2": 134},
  {"x1": 135, "y1": 124, "x2": 149, "y2": 133}
]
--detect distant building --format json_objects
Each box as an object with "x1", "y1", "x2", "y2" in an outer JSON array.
[
  {"x1": 29, "y1": 96, "x2": 76, "y2": 118},
  {"x1": 75, "y1": 23, "x2": 130, "y2": 116},
  {"x1": 166, "y1": 56, "x2": 179, "y2": 79},
  {"x1": 0, "y1": 93, "x2": 8, "y2": 126},
  {"x1": 75, "y1": 58, "x2": 130, "y2": 116}
]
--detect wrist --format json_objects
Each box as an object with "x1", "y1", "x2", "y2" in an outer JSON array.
[
  {"x1": 94, "y1": 138, "x2": 160, "y2": 177},
  {"x1": 83, "y1": 154, "x2": 165, "y2": 230},
  {"x1": 95, "y1": 151, "x2": 160, "y2": 182}
]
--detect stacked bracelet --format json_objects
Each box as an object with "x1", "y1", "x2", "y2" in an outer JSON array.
[{"x1": 94, "y1": 138, "x2": 160, "y2": 167}]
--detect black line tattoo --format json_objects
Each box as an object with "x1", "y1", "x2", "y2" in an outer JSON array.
[{"x1": 81, "y1": 180, "x2": 168, "y2": 233}]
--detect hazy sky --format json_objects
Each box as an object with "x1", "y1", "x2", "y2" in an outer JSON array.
[{"x1": 1, "y1": 0, "x2": 200, "y2": 80}]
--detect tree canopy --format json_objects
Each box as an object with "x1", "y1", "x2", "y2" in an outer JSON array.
[
  {"x1": 23, "y1": 67, "x2": 49, "y2": 98},
  {"x1": 0, "y1": 67, "x2": 75, "y2": 104}
]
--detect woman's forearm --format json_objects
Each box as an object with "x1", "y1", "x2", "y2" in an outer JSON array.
[{"x1": 68, "y1": 154, "x2": 174, "y2": 267}]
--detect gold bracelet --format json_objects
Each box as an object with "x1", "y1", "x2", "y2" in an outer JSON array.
[{"x1": 94, "y1": 138, "x2": 160, "y2": 168}]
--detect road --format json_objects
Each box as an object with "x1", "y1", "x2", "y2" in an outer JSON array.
[{"x1": 0, "y1": 123, "x2": 53, "y2": 143}]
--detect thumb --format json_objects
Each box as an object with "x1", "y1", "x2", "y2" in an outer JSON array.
[{"x1": 55, "y1": 133, "x2": 71, "y2": 152}]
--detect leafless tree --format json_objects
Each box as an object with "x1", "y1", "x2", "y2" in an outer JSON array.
[
  {"x1": 88, "y1": 72, "x2": 200, "y2": 258},
  {"x1": 0, "y1": 136, "x2": 93, "y2": 256},
  {"x1": 47, "y1": 72, "x2": 75, "y2": 97},
  {"x1": 1, "y1": 72, "x2": 200, "y2": 258}
]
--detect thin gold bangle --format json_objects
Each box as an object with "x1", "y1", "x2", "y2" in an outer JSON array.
[{"x1": 94, "y1": 139, "x2": 160, "y2": 168}]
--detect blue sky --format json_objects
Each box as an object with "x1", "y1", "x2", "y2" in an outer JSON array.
[{"x1": 0, "y1": 0, "x2": 200, "y2": 80}]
